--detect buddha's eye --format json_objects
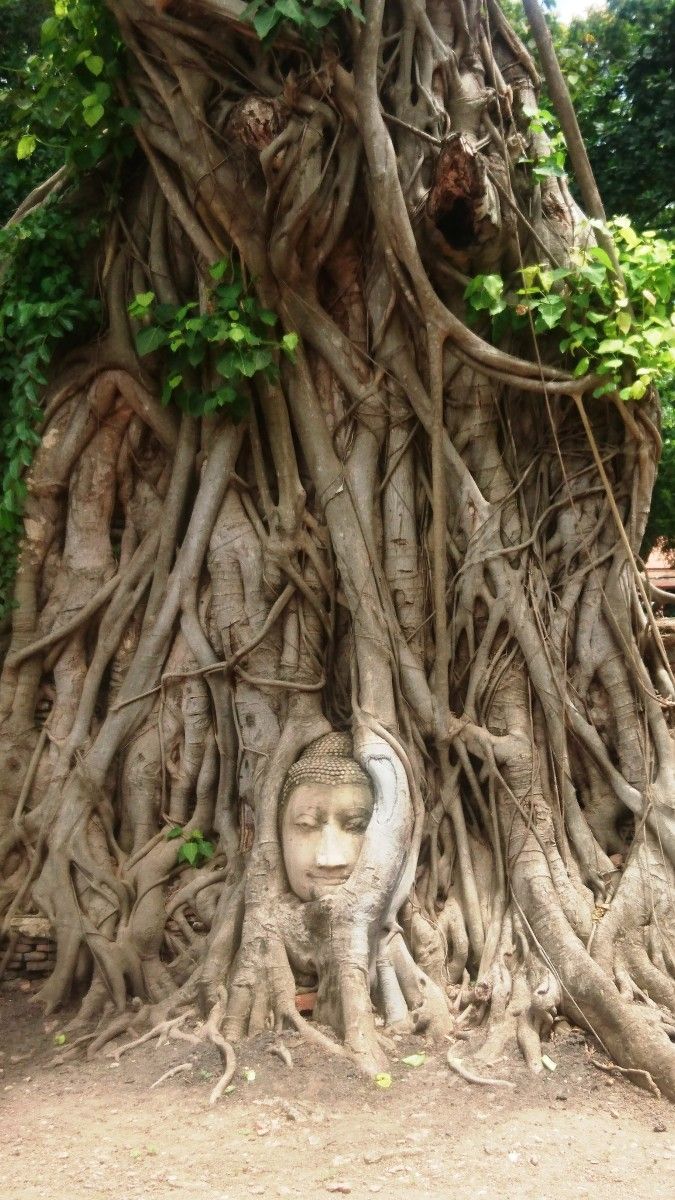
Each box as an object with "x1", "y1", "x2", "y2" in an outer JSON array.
[
  {"x1": 295, "y1": 819, "x2": 317, "y2": 831},
  {"x1": 344, "y1": 819, "x2": 368, "y2": 833}
]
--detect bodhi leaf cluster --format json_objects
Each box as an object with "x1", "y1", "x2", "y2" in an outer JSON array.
[
  {"x1": 464, "y1": 218, "x2": 675, "y2": 402},
  {"x1": 0, "y1": 199, "x2": 102, "y2": 619},
  {"x1": 128, "y1": 260, "x2": 298, "y2": 419},
  {"x1": 166, "y1": 826, "x2": 215, "y2": 868},
  {"x1": 242, "y1": 0, "x2": 363, "y2": 42}
]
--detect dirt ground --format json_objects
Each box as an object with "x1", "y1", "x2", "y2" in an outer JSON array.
[{"x1": 1, "y1": 988, "x2": 674, "y2": 1200}]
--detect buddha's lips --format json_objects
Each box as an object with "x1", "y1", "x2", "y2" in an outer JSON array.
[{"x1": 309, "y1": 873, "x2": 350, "y2": 887}]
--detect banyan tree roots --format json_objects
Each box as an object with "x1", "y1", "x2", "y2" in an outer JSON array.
[{"x1": 2, "y1": 0, "x2": 675, "y2": 1099}]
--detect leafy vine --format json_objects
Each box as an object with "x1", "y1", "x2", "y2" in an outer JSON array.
[{"x1": 0, "y1": 201, "x2": 102, "y2": 618}]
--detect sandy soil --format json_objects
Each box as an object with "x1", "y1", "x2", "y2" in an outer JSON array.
[{"x1": 1, "y1": 989, "x2": 674, "y2": 1200}]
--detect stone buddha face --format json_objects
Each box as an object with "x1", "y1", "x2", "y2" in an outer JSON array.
[{"x1": 280, "y1": 733, "x2": 374, "y2": 902}]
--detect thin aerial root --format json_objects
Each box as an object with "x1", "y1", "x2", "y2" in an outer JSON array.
[
  {"x1": 447, "y1": 1051, "x2": 516, "y2": 1088},
  {"x1": 108, "y1": 1014, "x2": 189, "y2": 1059},
  {"x1": 151, "y1": 1061, "x2": 193, "y2": 1089}
]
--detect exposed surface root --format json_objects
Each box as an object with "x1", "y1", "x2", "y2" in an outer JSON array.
[{"x1": 447, "y1": 1052, "x2": 517, "y2": 1089}]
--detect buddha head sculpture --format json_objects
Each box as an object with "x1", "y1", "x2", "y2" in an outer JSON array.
[{"x1": 280, "y1": 732, "x2": 374, "y2": 902}]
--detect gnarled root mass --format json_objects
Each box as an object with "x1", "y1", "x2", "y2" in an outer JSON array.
[{"x1": 2, "y1": 0, "x2": 675, "y2": 1098}]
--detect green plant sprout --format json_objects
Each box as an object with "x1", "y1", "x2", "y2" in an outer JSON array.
[{"x1": 166, "y1": 826, "x2": 216, "y2": 868}]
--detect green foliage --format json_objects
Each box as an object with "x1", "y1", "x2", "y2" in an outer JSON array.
[
  {"x1": 556, "y1": 0, "x2": 675, "y2": 234},
  {"x1": 0, "y1": 0, "x2": 134, "y2": 187},
  {"x1": 166, "y1": 826, "x2": 215, "y2": 868},
  {"x1": 129, "y1": 261, "x2": 297, "y2": 419},
  {"x1": 464, "y1": 219, "x2": 675, "y2": 401},
  {"x1": 243, "y1": 0, "x2": 363, "y2": 43},
  {"x1": 0, "y1": 0, "x2": 54, "y2": 222},
  {"x1": 520, "y1": 104, "x2": 567, "y2": 180},
  {"x1": 645, "y1": 399, "x2": 675, "y2": 556},
  {"x1": 0, "y1": 199, "x2": 102, "y2": 618}
]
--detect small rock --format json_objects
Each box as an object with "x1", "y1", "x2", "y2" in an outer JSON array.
[
  {"x1": 610, "y1": 1108, "x2": 620, "y2": 1120},
  {"x1": 529, "y1": 1155, "x2": 539, "y2": 1166},
  {"x1": 555, "y1": 1092, "x2": 568, "y2": 1102},
  {"x1": 654, "y1": 1122, "x2": 668, "y2": 1134},
  {"x1": 368, "y1": 1188, "x2": 382, "y2": 1195},
  {"x1": 507, "y1": 1151, "x2": 520, "y2": 1164},
  {"x1": 363, "y1": 1151, "x2": 383, "y2": 1165},
  {"x1": 325, "y1": 1185, "x2": 351, "y2": 1195}
]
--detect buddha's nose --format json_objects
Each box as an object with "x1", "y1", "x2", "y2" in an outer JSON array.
[{"x1": 315, "y1": 822, "x2": 348, "y2": 868}]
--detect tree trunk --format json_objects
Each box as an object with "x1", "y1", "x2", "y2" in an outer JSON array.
[{"x1": 2, "y1": 0, "x2": 675, "y2": 1098}]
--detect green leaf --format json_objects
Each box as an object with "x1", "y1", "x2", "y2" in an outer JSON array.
[
  {"x1": 53, "y1": 1033, "x2": 67, "y2": 1046},
  {"x1": 588, "y1": 247, "x2": 614, "y2": 271},
  {"x1": 281, "y1": 332, "x2": 299, "y2": 353},
  {"x1": 258, "y1": 309, "x2": 278, "y2": 326},
  {"x1": 16, "y1": 135, "x2": 37, "y2": 161},
  {"x1": 82, "y1": 102, "x2": 105, "y2": 128},
  {"x1": 166, "y1": 826, "x2": 184, "y2": 840},
  {"x1": 253, "y1": 7, "x2": 280, "y2": 38},
  {"x1": 131, "y1": 292, "x2": 156, "y2": 312},
  {"x1": 85, "y1": 55, "x2": 105, "y2": 77},
  {"x1": 135, "y1": 325, "x2": 167, "y2": 356},
  {"x1": 573, "y1": 356, "x2": 590, "y2": 377},
  {"x1": 178, "y1": 841, "x2": 200, "y2": 866},
  {"x1": 209, "y1": 259, "x2": 229, "y2": 281},
  {"x1": 374, "y1": 1073, "x2": 392, "y2": 1088},
  {"x1": 276, "y1": 0, "x2": 305, "y2": 21},
  {"x1": 536, "y1": 294, "x2": 566, "y2": 329},
  {"x1": 401, "y1": 1053, "x2": 426, "y2": 1067},
  {"x1": 41, "y1": 17, "x2": 61, "y2": 42}
]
